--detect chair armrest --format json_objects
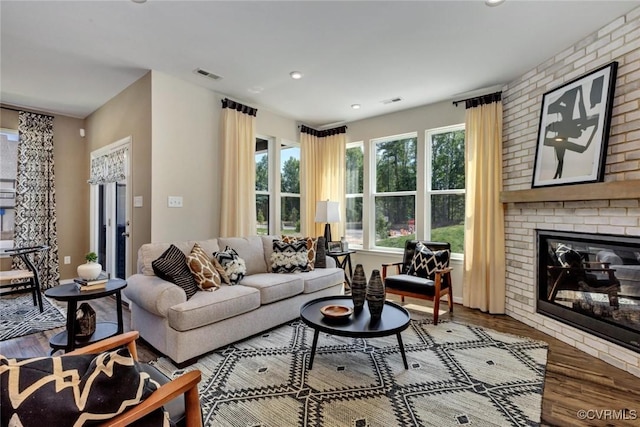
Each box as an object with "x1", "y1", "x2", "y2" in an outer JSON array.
[
  {"x1": 382, "y1": 262, "x2": 403, "y2": 280},
  {"x1": 67, "y1": 331, "x2": 140, "y2": 361},
  {"x1": 100, "y1": 370, "x2": 203, "y2": 427},
  {"x1": 435, "y1": 267, "x2": 453, "y2": 275}
]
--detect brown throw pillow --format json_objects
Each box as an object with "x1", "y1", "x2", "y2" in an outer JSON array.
[
  {"x1": 186, "y1": 243, "x2": 221, "y2": 291},
  {"x1": 281, "y1": 236, "x2": 317, "y2": 270}
]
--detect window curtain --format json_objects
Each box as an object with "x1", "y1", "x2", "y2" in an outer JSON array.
[
  {"x1": 462, "y1": 92, "x2": 505, "y2": 314},
  {"x1": 300, "y1": 125, "x2": 347, "y2": 239},
  {"x1": 13, "y1": 111, "x2": 59, "y2": 289},
  {"x1": 88, "y1": 146, "x2": 128, "y2": 185},
  {"x1": 220, "y1": 98, "x2": 258, "y2": 237}
]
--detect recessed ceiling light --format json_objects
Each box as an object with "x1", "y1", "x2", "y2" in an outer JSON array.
[
  {"x1": 289, "y1": 71, "x2": 303, "y2": 80},
  {"x1": 351, "y1": 104, "x2": 361, "y2": 110},
  {"x1": 485, "y1": 0, "x2": 505, "y2": 6},
  {"x1": 131, "y1": 0, "x2": 147, "y2": 3},
  {"x1": 248, "y1": 86, "x2": 264, "y2": 94}
]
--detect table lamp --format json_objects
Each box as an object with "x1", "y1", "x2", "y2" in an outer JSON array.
[{"x1": 315, "y1": 200, "x2": 340, "y2": 248}]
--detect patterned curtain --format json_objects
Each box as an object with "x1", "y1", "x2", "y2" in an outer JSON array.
[
  {"x1": 13, "y1": 111, "x2": 59, "y2": 289},
  {"x1": 88, "y1": 146, "x2": 128, "y2": 185}
]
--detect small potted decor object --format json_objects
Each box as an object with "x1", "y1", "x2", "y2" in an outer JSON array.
[
  {"x1": 351, "y1": 264, "x2": 367, "y2": 313},
  {"x1": 366, "y1": 269, "x2": 385, "y2": 323},
  {"x1": 77, "y1": 251, "x2": 102, "y2": 280}
]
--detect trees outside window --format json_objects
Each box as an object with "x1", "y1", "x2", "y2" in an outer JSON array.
[{"x1": 346, "y1": 143, "x2": 364, "y2": 246}]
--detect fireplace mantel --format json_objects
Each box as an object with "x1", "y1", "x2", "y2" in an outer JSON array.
[{"x1": 500, "y1": 179, "x2": 640, "y2": 204}]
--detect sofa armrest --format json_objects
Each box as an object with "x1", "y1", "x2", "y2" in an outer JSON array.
[
  {"x1": 325, "y1": 256, "x2": 336, "y2": 269},
  {"x1": 124, "y1": 274, "x2": 187, "y2": 317}
]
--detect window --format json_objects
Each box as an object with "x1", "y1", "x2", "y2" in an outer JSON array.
[
  {"x1": 353, "y1": 125, "x2": 465, "y2": 254},
  {"x1": 372, "y1": 133, "x2": 417, "y2": 249},
  {"x1": 426, "y1": 125, "x2": 465, "y2": 253},
  {"x1": 254, "y1": 137, "x2": 301, "y2": 236},
  {"x1": 345, "y1": 142, "x2": 364, "y2": 246},
  {"x1": 0, "y1": 128, "x2": 18, "y2": 248}
]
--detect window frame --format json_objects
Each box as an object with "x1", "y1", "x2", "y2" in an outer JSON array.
[{"x1": 345, "y1": 141, "x2": 364, "y2": 248}]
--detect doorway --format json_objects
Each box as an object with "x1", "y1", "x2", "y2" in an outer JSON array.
[{"x1": 90, "y1": 137, "x2": 131, "y2": 280}]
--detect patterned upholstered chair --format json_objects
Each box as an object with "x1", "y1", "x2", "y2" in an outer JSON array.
[
  {"x1": 1, "y1": 331, "x2": 203, "y2": 427},
  {"x1": 382, "y1": 241, "x2": 453, "y2": 324}
]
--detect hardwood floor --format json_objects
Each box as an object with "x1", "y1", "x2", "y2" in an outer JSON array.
[{"x1": 2, "y1": 294, "x2": 639, "y2": 426}]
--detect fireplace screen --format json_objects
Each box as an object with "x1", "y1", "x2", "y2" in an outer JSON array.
[{"x1": 537, "y1": 230, "x2": 640, "y2": 352}]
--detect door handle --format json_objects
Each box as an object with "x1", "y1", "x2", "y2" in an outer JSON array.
[{"x1": 122, "y1": 232, "x2": 130, "y2": 237}]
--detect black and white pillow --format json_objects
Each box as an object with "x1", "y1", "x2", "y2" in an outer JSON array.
[
  {"x1": 213, "y1": 246, "x2": 247, "y2": 285},
  {"x1": 0, "y1": 348, "x2": 166, "y2": 427},
  {"x1": 271, "y1": 240, "x2": 310, "y2": 273},
  {"x1": 407, "y1": 243, "x2": 450, "y2": 280},
  {"x1": 152, "y1": 244, "x2": 199, "y2": 299},
  {"x1": 555, "y1": 243, "x2": 582, "y2": 268}
]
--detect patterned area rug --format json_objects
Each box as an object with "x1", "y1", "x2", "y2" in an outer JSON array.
[
  {"x1": 152, "y1": 319, "x2": 548, "y2": 427},
  {"x1": 0, "y1": 293, "x2": 66, "y2": 341}
]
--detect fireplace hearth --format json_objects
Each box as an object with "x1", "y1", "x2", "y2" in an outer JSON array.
[{"x1": 537, "y1": 230, "x2": 640, "y2": 353}]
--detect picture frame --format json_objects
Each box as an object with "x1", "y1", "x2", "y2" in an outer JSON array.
[
  {"x1": 532, "y1": 61, "x2": 617, "y2": 188},
  {"x1": 328, "y1": 241, "x2": 342, "y2": 253}
]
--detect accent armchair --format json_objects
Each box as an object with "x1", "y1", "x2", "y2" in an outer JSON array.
[{"x1": 382, "y1": 241, "x2": 453, "y2": 324}]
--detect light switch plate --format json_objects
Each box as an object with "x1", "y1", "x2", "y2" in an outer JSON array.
[
  {"x1": 134, "y1": 196, "x2": 143, "y2": 207},
  {"x1": 168, "y1": 196, "x2": 183, "y2": 208},
  {"x1": 64, "y1": 256, "x2": 71, "y2": 264}
]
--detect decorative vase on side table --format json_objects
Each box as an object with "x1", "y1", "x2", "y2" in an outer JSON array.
[
  {"x1": 366, "y1": 269, "x2": 385, "y2": 323},
  {"x1": 351, "y1": 264, "x2": 367, "y2": 313},
  {"x1": 77, "y1": 251, "x2": 102, "y2": 280}
]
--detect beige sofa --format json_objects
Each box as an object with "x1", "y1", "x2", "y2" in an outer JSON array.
[{"x1": 124, "y1": 236, "x2": 344, "y2": 366}]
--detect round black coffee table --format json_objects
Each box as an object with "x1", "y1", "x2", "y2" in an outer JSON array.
[
  {"x1": 300, "y1": 295, "x2": 411, "y2": 370},
  {"x1": 44, "y1": 278, "x2": 127, "y2": 353}
]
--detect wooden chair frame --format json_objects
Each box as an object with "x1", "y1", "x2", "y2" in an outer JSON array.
[
  {"x1": 67, "y1": 331, "x2": 203, "y2": 427},
  {"x1": 0, "y1": 245, "x2": 49, "y2": 312}
]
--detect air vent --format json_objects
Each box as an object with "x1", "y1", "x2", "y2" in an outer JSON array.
[
  {"x1": 194, "y1": 68, "x2": 222, "y2": 81},
  {"x1": 381, "y1": 97, "x2": 403, "y2": 105}
]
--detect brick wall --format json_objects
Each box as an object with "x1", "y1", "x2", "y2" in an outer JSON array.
[{"x1": 502, "y1": 7, "x2": 640, "y2": 377}]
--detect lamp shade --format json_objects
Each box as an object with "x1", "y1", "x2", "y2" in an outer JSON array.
[{"x1": 314, "y1": 200, "x2": 341, "y2": 223}]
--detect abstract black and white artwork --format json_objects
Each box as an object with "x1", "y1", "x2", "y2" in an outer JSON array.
[{"x1": 532, "y1": 62, "x2": 617, "y2": 188}]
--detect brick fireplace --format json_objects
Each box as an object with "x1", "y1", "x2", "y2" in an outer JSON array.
[{"x1": 501, "y1": 7, "x2": 640, "y2": 377}]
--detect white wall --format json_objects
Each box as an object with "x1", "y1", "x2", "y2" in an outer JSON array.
[
  {"x1": 346, "y1": 99, "x2": 466, "y2": 302},
  {"x1": 151, "y1": 71, "x2": 222, "y2": 242}
]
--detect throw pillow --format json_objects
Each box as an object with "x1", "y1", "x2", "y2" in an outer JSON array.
[
  {"x1": 556, "y1": 243, "x2": 582, "y2": 268},
  {"x1": 271, "y1": 240, "x2": 310, "y2": 273},
  {"x1": 0, "y1": 348, "x2": 166, "y2": 427},
  {"x1": 281, "y1": 236, "x2": 317, "y2": 270},
  {"x1": 186, "y1": 243, "x2": 221, "y2": 292},
  {"x1": 407, "y1": 242, "x2": 450, "y2": 280},
  {"x1": 152, "y1": 244, "x2": 199, "y2": 299},
  {"x1": 213, "y1": 246, "x2": 247, "y2": 285}
]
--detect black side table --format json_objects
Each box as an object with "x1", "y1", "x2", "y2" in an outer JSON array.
[
  {"x1": 44, "y1": 278, "x2": 127, "y2": 354},
  {"x1": 326, "y1": 249, "x2": 356, "y2": 291}
]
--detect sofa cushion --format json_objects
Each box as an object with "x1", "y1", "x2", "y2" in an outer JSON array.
[
  {"x1": 261, "y1": 235, "x2": 279, "y2": 272},
  {"x1": 213, "y1": 246, "x2": 246, "y2": 285},
  {"x1": 186, "y1": 243, "x2": 221, "y2": 291},
  {"x1": 218, "y1": 236, "x2": 267, "y2": 275},
  {"x1": 152, "y1": 245, "x2": 199, "y2": 299},
  {"x1": 167, "y1": 285, "x2": 261, "y2": 331},
  {"x1": 240, "y1": 273, "x2": 304, "y2": 304},
  {"x1": 0, "y1": 348, "x2": 165, "y2": 427},
  {"x1": 293, "y1": 268, "x2": 345, "y2": 294},
  {"x1": 138, "y1": 239, "x2": 220, "y2": 275},
  {"x1": 270, "y1": 240, "x2": 310, "y2": 273},
  {"x1": 281, "y1": 236, "x2": 318, "y2": 270}
]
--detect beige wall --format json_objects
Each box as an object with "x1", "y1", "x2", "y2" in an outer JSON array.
[
  {"x1": 0, "y1": 106, "x2": 87, "y2": 279},
  {"x1": 84, "y1": 72, "x2": 152, "y2": 276},
  {"x1": 345, "y1": 99, "x2": 466, "y2": 302},
  {"x1": 502, "y1": 7, "x2": 640, "y2": 377}
]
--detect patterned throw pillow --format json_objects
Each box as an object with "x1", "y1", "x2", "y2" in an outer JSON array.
[
  {"x1": 271, "y1": 240, "x2": 310, "y2": 273},
  {"x1": 281, "y1": 236, "x2": 317, "y2": 270},
  {"x1": 555, "y1": 243, "x2": 582, "y2": 268},
  {"x1": 407, "y1": 243, "x2": 450, "y2": 280},
  {"x1": 186, "y1": 243, "x2": 221, "y2": 292},
  {"x1": 0, "y1": 348, "x2": 165, "y2": 427},
  {"x1": 152, "y1": 244, "x2": 199, "y2": 299},
  {"x1": 213, "y1": 246, "x2": 247, "y2": 285}
]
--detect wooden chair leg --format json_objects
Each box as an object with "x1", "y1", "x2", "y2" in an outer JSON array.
[{"x1": 433, "y1": 296, "x2": 440, "y2": 324}]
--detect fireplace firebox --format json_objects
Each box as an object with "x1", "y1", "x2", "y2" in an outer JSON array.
[{"x1": 536, "y1": 230, "x2": 640, "y2": 353}]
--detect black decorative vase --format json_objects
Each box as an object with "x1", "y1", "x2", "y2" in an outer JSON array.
[
  {"x1": 351, "y1": 264, "x2": 367, "y2": 313},
  {"x1": 315, "y1": 236, "x2": 327, "y2": 268},
  {"x1": 366, "y1": 269, "x2": 385, "y2": 323}
]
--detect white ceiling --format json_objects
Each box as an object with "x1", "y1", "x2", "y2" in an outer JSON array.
[{"x1": 1, "y1": 1, "x2": 639, "y2": 127}]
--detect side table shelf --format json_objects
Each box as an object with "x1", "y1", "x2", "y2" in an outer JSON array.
[{"x1": 49, "y1": 322, "x2": 119, "y2": 352}]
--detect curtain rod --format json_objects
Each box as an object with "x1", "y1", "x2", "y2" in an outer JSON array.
[{"x1": 452, "y1": 91, "x2": 502, "y2": 107}]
